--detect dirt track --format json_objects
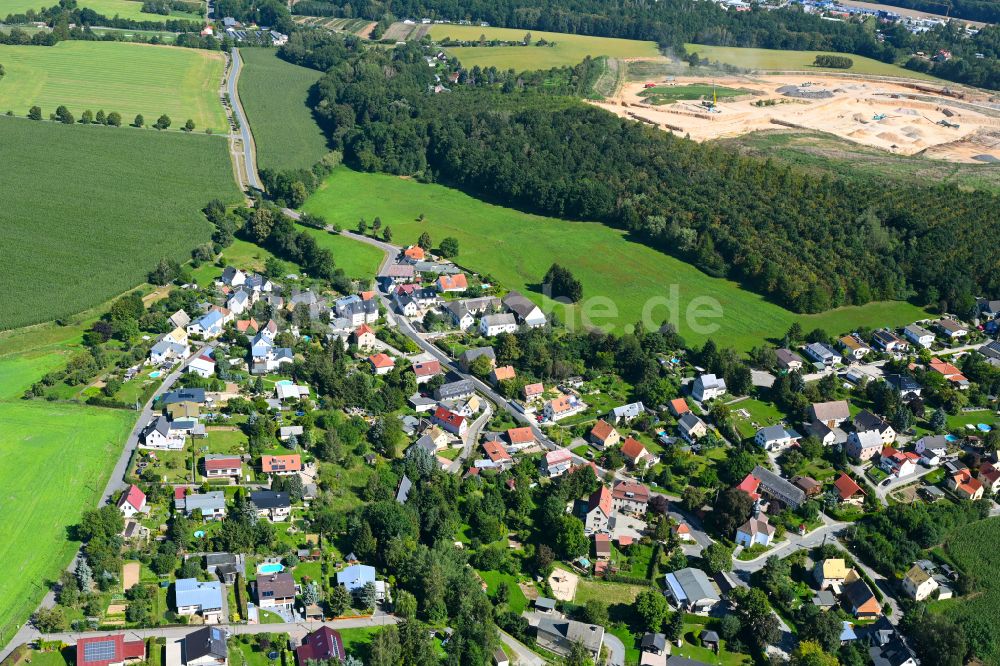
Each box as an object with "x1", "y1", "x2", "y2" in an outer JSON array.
[{"x1": 593, "y1": 73, "x2": 1000, "y2": 162}]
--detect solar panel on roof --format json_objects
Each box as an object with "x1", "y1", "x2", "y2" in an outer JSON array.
[{"x1": 84, "y1": 640, "x2": 117, "y2": 663}]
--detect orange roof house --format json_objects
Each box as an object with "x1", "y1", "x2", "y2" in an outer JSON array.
[
  {"x1": 492, "y1": 365, "x2": 516, "y2": 382},
  {"x1": 834, "y1": 473, "x2": 865, "y2": 503},
  {"x1": 620, "y1": 437, "x2": 654, "y2": 467},
  {"x1": 507, "y1": 427, "x2": 535, "y2": 446},
  {"x1": 524, "y1": 383, "x2": 544, "y2": 399},
  {"x1": 403, "y1": 246, "x2": 425, "y2": 261},
  {"x1": 262, "y1": 454, "x2": 302, "y2": 474},
  {"x1": 436, "y1": 274, "x2": 468, "y2": 292},
  {"x1": 589, "y1": 419, "x2": 620, "y2": 448},
  {"x1": 483, "y1": 441, "x2": 512, "y2": 465},
  {"x1": 669, "y1": 398, "x2": 690, "y2": 416},
  {"x1": 368, "y1": 353, "x2": 395, "y2": 373}
]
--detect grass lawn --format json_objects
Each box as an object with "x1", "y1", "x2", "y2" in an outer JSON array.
[
  {"x1": 257, "y1": 609, "x2": 286, "y2": 624},
  {"x1": 477, "y1": 570, "x2": 529, "y2": 613},
  {"x1": 0, "y1": 118, "x2": 240, "y2": 330},
  {"x1": 675, "y1": 622, "x2": 751, "y2": 665},
  {"x1": 2, "y1": 0, "x2": 203, "y2": 22},
  {"x1": 0, "y1": 41, "x2": 227, "y2": 131},
  {"x1": 237, "y1": 48, "x2": 330, "y2": 172},
  {"x1": 945, "y1": 410, "x2": 996, "y2": 434},
  {"x1": 338, "y1": 627, "x2": 381, "y2": 660},
  {"x1": 574, "y1": 579, "x2": 648, "y2": 605},
  {"x1": 684, "y1": 44, "x2": 944, "y2": 82},
  {"x1": 730, "y1": 395, "x2": 786, "y2": 439},
  {"x1": 298, "y1": 228, "x2": 385, "y2": 281},
  {"x1": 303, "y1": 168, "x2": 928, "y2": 350},
  {"x1": 427, "y1": 25, "x2": 660, "y2": 70},
  {"x1": 0, "y1": 398, "x2": 133, "y2": 634}
]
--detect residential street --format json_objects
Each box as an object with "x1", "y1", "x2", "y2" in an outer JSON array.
[{"x1": 447, "y1": 404, "x2": 493, "y2": 473}]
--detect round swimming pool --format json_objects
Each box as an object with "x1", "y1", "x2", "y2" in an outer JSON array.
[
  {"x1": 193, "y1": 530, "x2": 206, "y2": 538},
  {"x1": 149, "y1": 371, "x2": 163, "y2": 378}
]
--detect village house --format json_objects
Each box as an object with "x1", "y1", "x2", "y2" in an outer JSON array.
[
  {"x1": 928, "y1": 357, "x2": 969, "y2": 388},
  {"x1": 609, "y1": 401, "x2": 645, "y2": 424},
  {"x1": 980, "y1": 462, "x2": 1000, "y2": 493},
  {"x1": 435, "y1": 379, "x2": 475, "y2": 402},
  {"x1": 412, "y1": 359, "x2": 441, "y2": 383},
  {"x1": 543, "y1": 395, "x2": 586, "y2": 422},
  {"x1": 459, "y1": 347, "x2": 496, "y2": 372},
  {"x1": 169, "y1": 309, "x2": 191, "y2": 329},
  {"x1": 809, "y1": 400, "x2": 850, "y2": 428},
  {"x1": 480, "y1": 313, "x2": 518, "y2": 337},
  {"x1": 612, "y1": 480, "x2": 649, "y2": 515},
  {"x1": 436, "y1": 273, "x2": 468, "y2": 293},
  {"x1": 167, "y1": 626, "x2": 228, "y2": 666},
  {"x1": 584, "y1": 485, "x2": 613, "y2": 533},
  {"x1": 161, "y1": 388, "x2": 206, "y2": 419},
  {"x1": 847, "y1": 430, "x2": 883, "y2": 462},
  {"x1": 542, "y1": 449, "x2": 574, "y2": 478},
  {"x1": 180, "y1": 491, "x2": 227, "y2": 520},
  {"x1": 534, "y1": 618, "x2": 604, "y2": 660},
  {"x1": 872, "y1": 329, "x2": 908, "y2": 353},
  {"x1": 402, "y1": 245, "x2": 425, "y2": 262},
  {"x1": 353, "y1": 324, "x2": 377, "y2": 351},
  {"x1": 483, "y1": 441, "x2": 513, "y2": 469},
  {"x1": 368, "y1": 353, "x2": 395, "y2": 375},
  {"x1": 262, "y1": 454, "x2": 301, "y2": 475},
  {"x1": 621, "y1": 437, "x2": 656, "y2": 469},
  {"x1": 776, "y1": 348, "x2": 803, "y2": 371},
  {"x1": 140, "y1": 415, "x2": 186, "y2": 450},
  {"x1": 884, "y1": 373, "x2": 922, "y2": 399},
  {"x1": 814, "y1": 558, "x2": 851, "y2": 590},
  {"x1": 249, "y1": 490, "x2": 291, "y2": 521},
  {"x1": 255, "y1": 571, "x2": 296, "y2": 610},
  {"x1": 748, "y1": 465, "x2": 805, "y2": 509},
  {"x1": 947, "y1": 467, "x2": 983, "y2": 500},
  {"x1": 804, "y1": 341, "x2": 843, "y2": 367},
  {"x1": 117, "y1": 485, "x2": 146, "y2": 518},
  {"x1": 335, "y1": 295, "x2": 379, "y2": 326},
  {"x1": 838, "y1": 335, "x2": 871, "y2": 360},
  {"x1": 507, "y1": 427, "x2": 535, "y2": 447},
  {"x1": 806, "y1": 420, "x2": 837, "y2": 446},
  {"x1": 279, "y1": 425, "x2": 303, "y2": 442},
  {"x1": 903, "y1": 323, "x2": 935, "y2": 348},
  {"x1": 433, "y1": 406, "x2": 468, "y2": 436},
  {"x1": 935, "y1": 318, "x2": 968, "y2": 339},
  {"x1": 833, "y1": 473, "x2": 865, "y2": 506},
  {"x1": 174, "y1": 578, "x2": 224, "y2": 623},
  {"x1": 502, "y1": 291, "x2": 547, "y2": 328},
  {"x1": 843, "y1": 572, "x2": 881, "y2": 620},
  {"x1": 337, "y1": 564, "x2": 388, "y2": 602},
  {"x1": 668, "y1": 398, "x2": 690, "y2": 417},
  {"x1": 879, "y1": 447, "x2": 920, "y2": 479},
  {"x1": 593, "y1": 533, "x2": 611, "y2": 561},
  {"x1": 692, "y1": 374, "x2": 727, "y2": 402},
  {"x1": 673, "y1": 523, "x2": 694, "y2": 542},
  {"x1": 853, "y1": 410, "x2": 896, "y2": 444},
  {"x1": 902, "y1": 563, "x2": 938, "y2": 601},
  {"x1": 187, "y1": 309, "x2": 228, "y2": 339},
  {"x1": 793, "y1": 475, "x2": 822, "y2": 498},
  {"x1": 76, "y1": 635, "x2": 146, "y2": 666},
  {"x1": 490, "y1": 365, "x2": 516, "y2": 384},
  {"x1": 754, "y1": 425, "x2": 798, "y2": 452},
  {"x1": 187, "y1": 349, "x2": 215, "y2": 378},
  {"x1": 295, "y1": 627, "x2": 346, "y2": 666},
  {"x1": 523, "y1": 382, "x2": 544, "y2": 402},
  {"x1": 678, "y1": 412, "x2": 707, "y2": 442},
  {"x1": 589, "y1": 419, "x2": 620, "y2": 449},
  {"x1": 442, "y1": 301, "x2": 476, "y2": 330},
  {"x1": 150, "y1": 332, "x2": 190, "y2": 366},
  {"x1": 202, "y1": 454, "x2": 241, "y2": 479}
]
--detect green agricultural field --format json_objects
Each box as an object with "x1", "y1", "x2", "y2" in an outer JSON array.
[
  {"x1": 427, "y1": 25, "x2": 660, "y2": 70},
  {"x1": 2, "y1": 0, "x2": 203, "y2": 22},
  {"x1": 302, "y1": 168, "x2": 929, "y2": 350},
  {"x1": 0, "y1": 341, "x2": 134, "y2": 635},
  {"x1": 0, "y1": 118, "x2": 241, "y2": 330},
  {"x1": 238, "y1": 48, "x2": 330, "y2": 172},
  {"x1": 939, "y1": 517, "x2": 1000, "y2": 664},
  {"x1": 0, "y1": 41, "x2": 227, "y2": 131},
  {"x1": 683, "y1": 44, "x2": 943, "y2": 82}
]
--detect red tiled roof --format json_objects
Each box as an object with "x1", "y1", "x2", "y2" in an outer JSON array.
[
  {"x1": 437, "y1": 274, "x2": 468, "y2": 291},
  {"x1": 590, "y1": 419, "x2": 617, "y2": 442},
  {"x1": 119, "y1": 484, "x2": 145, "y2": 511},
  {"x1": 834, "y1": 473, "x2": 864, "y2": 500},
  {"x1": 617, "y1": 535, "x2": 633, "y2": 546},
  {"x1": 368, "y1": 353, "x2": 395, "y2": 369},
  {"x1": 262, "y1": 454, "x2": 302, "y2": 473},
  {"x1": 434, "y1": 406, "x2": 466, "y2": 429},
  {"x1": 354, "y1": 324, "x2": 375, "y2": 337},
  {"x1": 205, "y1": 456, "x2": 241, "y2": 471},
  {"x1": 174, "y1": 487, "x2": 186, "y2": 500},
  {"x1": 507, "y1": 427, "x2": 535, "y2": 445},
  {"x1": 413, "y1": 360, "x2": 441, "y2": 377},
  {"x1": 492, "y1": 365, "x2": 516, "y2": 381},
  {"x1": 587, "y1": 485, "x2": 612, "y2": 516},
  {"x1": 620, "y1": 437, "x2": 648, "y2": 461},
  {"x1": 981, "y1": 463, "x2": 1000, "y2": 483},
  {"x1": 669, "y1": 398, "x2": 690, "y2": 415},
  {"x1": 483, "y1": 441, "x2": 512, "y2": 463},
  {"x1": 737, "y1": 473, "x2": 761, "y2": 501},
  {"x1": 403, "y1": 246, "x2": 425, "y2": 261},
  {"x1": 524, "y1": 382, "x2": 544, "y2": 397}
]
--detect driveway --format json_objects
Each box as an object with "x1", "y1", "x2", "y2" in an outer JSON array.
[
  {"x1": 498, "y1": 630, "x2": 545, "y2": 666},
  {"x1": 603, "y1": 631, "x2": 626, "y2": 666}
]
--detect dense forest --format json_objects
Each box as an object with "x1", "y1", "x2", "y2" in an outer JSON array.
[
  {"x1": 289, "y1": 0, "x2": 1000, "y2": 89},
  {"x1": 276, "y1": 34, "x2": 1000, "y2": 314}
]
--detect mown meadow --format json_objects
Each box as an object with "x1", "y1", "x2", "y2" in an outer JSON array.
[
  {"x1": 0, "y1": 118, "x2": 241, "y2": 329},
  {"x1": 303, "y1": 168, "x2": 928, "y2": 350}
]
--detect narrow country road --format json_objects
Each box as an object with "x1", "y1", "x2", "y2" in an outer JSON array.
[
  {"x1": 0, "y1": 346, "x2": 207, "y2": 662},
  {"x1": 498, "y1": 630, "x2": 545, "y2": 666},
  {"x1": 227, "y1": 48, "x2": 262, "y2": 191}
]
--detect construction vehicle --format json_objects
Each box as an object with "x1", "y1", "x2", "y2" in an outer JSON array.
[
  {"x1": 643, "y1": 83, "x2": 656, "y2": 89},
  {"x1": 938, "y1": 119, "x2": 960, "y2": 128},
  {"x1": 873, "y1": 113, "x2": 886, "y2": 121}
]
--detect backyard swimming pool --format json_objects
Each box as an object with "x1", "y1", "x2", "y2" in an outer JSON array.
[
  {"x1": 149, "y1": 371, "x2": 162, "y2": 378},
  {"x1": 258, "y1": 563, "x2": 284, "y2": 574}
]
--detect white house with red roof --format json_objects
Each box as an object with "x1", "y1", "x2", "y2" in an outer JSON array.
[
  {"x1": 117, "y1": 485, "x2": 147, "y2": 518},
  {"x1": 584, "y1": 485, "x2": 613, "y2": 533},
  {"x1": 588, "y1": 419, "x2": 620, "y2": 449},
  {"x1": 433, "y1": 406, "x2": 467, "y2": 436},
  {"x1": 980, "y1": 462, "x2": 1000, "y2": 493},
  {"x1": 620, "y1": 437, "x2": 655, "y2": 469},
  {"x1": 202, "y1": 454, "x2": 242, "y2": 479},
  {"x1": 507, "y1": 427, "x2": 535, "y2": 447},
  {"x1": 412, "y1": 359, "x2": 441, "y2": 383},
  {"x1": 523, "y1": 383, "x2": 544, "y2": 402},
  {"x1": 879, "y1": 446, "x2": 920, "y2": 479},
  {"x1": 353, "y1": 324, "x2": 377, "y2": 351},
  {"x1": 948, "y1": 468, "x2": 984, "y2": 500},
  {"x1": 542, "y1": 449, "x2": 574, "y2": 478},
  {"x1": 483, "y1": 441, "x2": 513, "y2": 468},
  {"x1": 368, "y1": 353, "x2": 395, "y2": 375},
  {"x1": 833, "y1": 473, "x2": 865, "y2": 506},
  {"x1": 436, "y1": 273, "x2": 468, "y2": 293}
]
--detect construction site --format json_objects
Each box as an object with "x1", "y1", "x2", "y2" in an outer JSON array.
[{"x1": 593, "y1": 73, "x2": 1000, "y2": 163}]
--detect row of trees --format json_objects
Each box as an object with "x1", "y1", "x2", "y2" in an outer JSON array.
[{"x1": 24, "y1": 105, "x2": 191, "y2": 131}]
